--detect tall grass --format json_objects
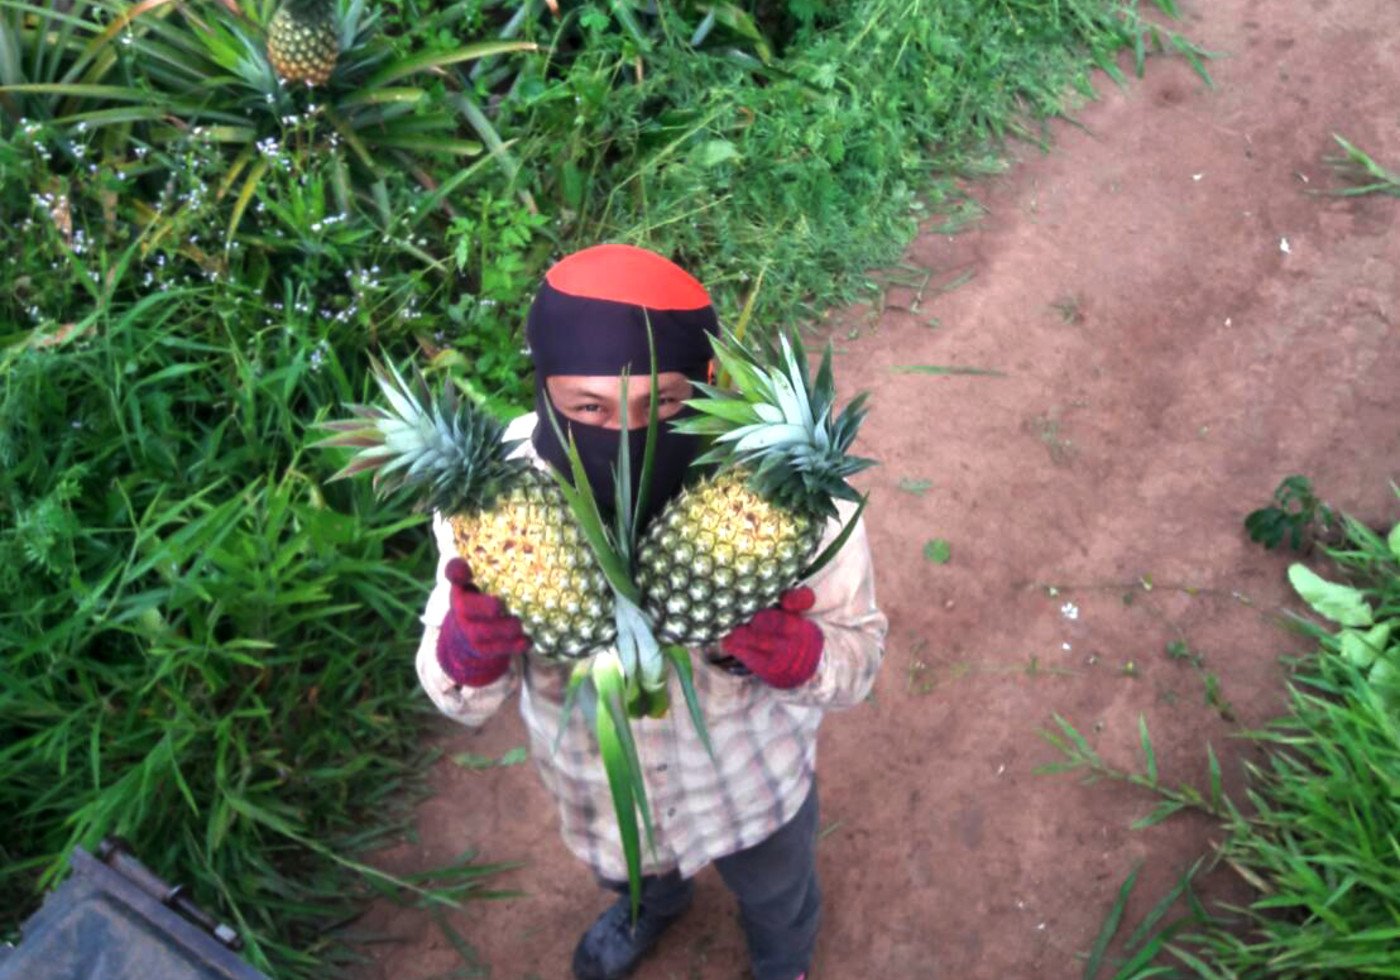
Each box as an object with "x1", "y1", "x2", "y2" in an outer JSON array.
[
  {"x1": 1046, "y1": 496, "x2": 1400, "y2": 979},
  {"x1": 0, "y1": 279, "x2": 503, "y2": 975}
]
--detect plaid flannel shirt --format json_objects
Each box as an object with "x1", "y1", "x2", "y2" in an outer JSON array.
[{"x1": 415, "y1": 413, "x2": 888, "y2": 883}]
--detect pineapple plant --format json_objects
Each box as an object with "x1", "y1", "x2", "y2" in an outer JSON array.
[
  {"x1": 637, "y1": 331, "x2": 873, "y2": 645},
  {"x1": 316, "y1": 360, "x2": 616, "y2": 659},
  {"x1": 267, "y1": 0, "x2": 340, "y2": 86}
]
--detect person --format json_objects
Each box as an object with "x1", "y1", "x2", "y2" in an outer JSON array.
[{"x1": 415, "y1": 244, "x2": 887, "y2": 980}]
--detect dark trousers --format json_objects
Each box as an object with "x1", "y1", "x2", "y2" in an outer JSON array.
[{"x1": 606, "y1": 789, "x2": 821, "y2": 980}]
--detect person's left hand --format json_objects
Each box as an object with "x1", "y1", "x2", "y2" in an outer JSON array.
[{"x1": 718, "y1": 587, "x2": 824, "y2": 689}]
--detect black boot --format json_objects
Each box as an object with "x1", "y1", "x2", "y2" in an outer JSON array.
[{"x1": 571, "y1": 884, "x2": 693, "y2": 980}]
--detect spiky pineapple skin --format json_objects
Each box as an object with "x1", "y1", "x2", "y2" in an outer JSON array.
[
  {"x1": 450, "y1": 469, "x2": 615, "y2": 660},
  {"x1": 636, "y1": 470, "x2": 823, "y2": 646},
  {"x1": 267, "y1": 0, "x2": 338, "y2": 86}
]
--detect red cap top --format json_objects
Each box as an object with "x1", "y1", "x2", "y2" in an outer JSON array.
[{"x1": 544, "y1": 244, "x2": 712, "y2": 311}]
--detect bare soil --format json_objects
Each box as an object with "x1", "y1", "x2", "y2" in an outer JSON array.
[{"x1": 350, "y1": 0, "x2": 1400, "y2": 976}]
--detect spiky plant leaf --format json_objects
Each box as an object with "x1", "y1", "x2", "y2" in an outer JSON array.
[
  {"x1": 592, "y1": 655, "x2": 643, "y2": 921},
  {"x1": 672, "y1": 329, "x2": 873, "y2": 523},
  {"x1": 314, "y1": 357, "x2": 527, "y2": 515}
]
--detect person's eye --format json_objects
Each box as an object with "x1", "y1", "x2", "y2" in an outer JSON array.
[{"x1": 576, "y1": 403, "x2": 602, "y2": 414}]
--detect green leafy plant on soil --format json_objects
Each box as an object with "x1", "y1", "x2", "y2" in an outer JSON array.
[
  {"x1": 0, "y1": 280, "x2": 513, "y2": 976},
  {"x1": 1321, "y1": 135, "x2": 1400, "y2": 198},
  {"x1": 1245, "y1": 475, "x2": 1339, "y2": 552},
  {"x1": 1041, "y1": 488, "x2": 1400, "y2": 979},
  {"x1": 1164, "y1": 641, "x2": 1236, "y2": 723},
  {"x1": 924, "y1": 538, "x2": 952, "y2": 564}
]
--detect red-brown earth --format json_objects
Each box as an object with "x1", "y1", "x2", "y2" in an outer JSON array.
[{"x1": 350, "y1": 0, "x2": 1400, "y2": 976}]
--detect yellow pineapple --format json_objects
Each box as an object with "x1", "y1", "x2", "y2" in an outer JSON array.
[
  {"x1": 637, "y1": 332, "x2": 872, "y2": 645},
  {"x1": 317, "y1": 360, "x2": 615, "y2": 659},
  {"x1": 268, "y1": 0, "x2": 339, "y2": 86}
]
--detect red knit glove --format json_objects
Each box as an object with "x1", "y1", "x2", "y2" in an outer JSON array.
[
  {"x1": 436, "y1": 558, "x2": 530, "y2": 687},
  {"x1": 718, "y1": 587, "x2": 824, "y2": 689}
]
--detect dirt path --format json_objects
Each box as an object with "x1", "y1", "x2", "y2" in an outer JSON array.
[{"x1": 352, "y1": 1, "x2": 1399, "y2": 976}]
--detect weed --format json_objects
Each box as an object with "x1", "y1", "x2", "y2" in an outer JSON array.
[
  {"x1": 1026, "y1": 412, "x2": 1077, "y2": 467},
  {"x1": 1244, "y1": 475, "x2": 1338, "y2": 551},
  {"x1": 1054, "y1": 495, "x2": 1400, "y2": 978},
  {"x1": 1319, "y1": 134, "x2": 1400, "y2": 198},
  {"x1": 1051, "y1": 292, "x2": 1086, "y2": 324},
  {"x1": 923, "y1": 539, "x2": 952, "y2": 564},
  {"x1": 1038, "y1": 715, "x2": 1230, "y2": 828},
  {"x1": 904, "y1": 646, "x2": 1077, "y2": 696},
  {"x1": 893, "y1": 364, "x2": 1007, "y2": 377},
  {"x1": 1165, "y1": 641, "x2": 1235, "y2": 723}
]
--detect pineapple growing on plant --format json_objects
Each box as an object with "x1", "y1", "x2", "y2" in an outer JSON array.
[
  {"x1": 267, "y1": 0, "x2": 340, "y2": 85},
  {"x1": 637, "y1": 331, "x2": 873, "y2": 646},
  {"x1": 316, "y1": 360, "x2": 616, "y2": 659}
]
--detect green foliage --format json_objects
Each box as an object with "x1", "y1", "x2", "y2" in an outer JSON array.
[
  {"x1": 0, "y1": 0, "x2": 533, "y2": 214},
  {"x1": 0, "y1": 282, "x2": 511, "y2": 976},
  {"x1": 499, "y1": 0, "x2": 1209, "y2": 327},
  {"x1": 1322, "y1": 134, "x2": 1400, "y2": 198},
  {"x1": 923, "y1": 539, "x2": 952, "y2": 564},
  {"x1": 1046, "y1": 495, "x2": 1400, "y2": 979},
  {"x1": 1164, "y1": 641, "x2": 1235, "y2": 723},
  {"x1": 0, "y1": 0, "x2": 543, "y2": 408},
  {"x1": 1245, "y1": 476, "x2": 1339, "y2": 552}
]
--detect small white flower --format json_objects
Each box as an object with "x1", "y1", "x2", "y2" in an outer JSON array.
[
  {"x1": 1060, "y1": 602, "x2": 1080, "y2": 621},
  {"x1": 1280, "y1": 237, "x2": 1291, "y2": 254}
]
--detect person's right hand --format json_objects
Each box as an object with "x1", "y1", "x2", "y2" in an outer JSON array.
[{"x1": 436, "y1": 558, "x2": 530, "y2": 687}]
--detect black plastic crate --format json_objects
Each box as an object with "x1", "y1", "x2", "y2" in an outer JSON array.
[{"x1": 0, "y1": 840, "x2": 267, "y2": 980}]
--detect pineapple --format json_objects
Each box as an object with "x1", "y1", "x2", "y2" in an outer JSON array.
[
  {"x1": 317, "y1": 361, "x2": 615, "y2": 660},
  {"x1": 267, "y1": 0, "x2": 339, "y2": 86},
  {"x1": 637, "y1": 332, "x2": 872, "y2": 646}
]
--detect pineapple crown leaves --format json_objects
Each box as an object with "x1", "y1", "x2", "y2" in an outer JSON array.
[
  {"x1": 314, "y1": 356, "x2": 527, "y2": 514},
  {"x1": 673, "y1": 330, "x2": 875, "y2": 520},
  {"x1": 277, "y1": 0, "x2": 337, "y2": 19}
]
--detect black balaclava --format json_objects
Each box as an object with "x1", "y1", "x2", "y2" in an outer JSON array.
[{"x1": 526, "y1": 244, "x2": 719, "y2": 530}]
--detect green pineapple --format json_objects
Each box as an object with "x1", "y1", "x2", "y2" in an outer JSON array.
[
  {"x1": 317, "y1": 360, "x2": 615, "y2": 659},
  {"x1": 637, "y1": 332, "x2": 873, "y2": 645},
  {"x1": 267, "y1": 0, "x2": 339, "y2": 86}
]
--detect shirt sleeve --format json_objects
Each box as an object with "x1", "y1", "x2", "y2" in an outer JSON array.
[
  {"x1": 771, "y1": 502, "x2": 888, "y2": 710},
  {"x1": 414, "y1": 510, "x2": 520, "y2": 727}
]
